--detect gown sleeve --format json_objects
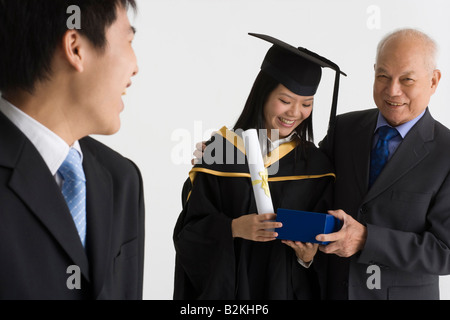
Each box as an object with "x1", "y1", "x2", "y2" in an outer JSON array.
[{"x1": 173, "y1": 172, "x2": 237, "y2": 299}]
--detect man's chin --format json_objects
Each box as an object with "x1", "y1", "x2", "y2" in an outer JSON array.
[{"x1": 92, "y1": 119, "x2": 122, "y2": 137}]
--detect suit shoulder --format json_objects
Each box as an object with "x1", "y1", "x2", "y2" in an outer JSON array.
[
  {"x1": 433, "y1": 120, "x2": 450, "y2": 148},
  {"x1": 80, "y1": 136, "x2": 142, "y2": 176},
  {"x1": 434, "y1": 120, "x2": 450, "y2": 137},
  {"x1": 80, "y1": 136, "x2": 124, "y2": 160},
  {"x1": 336, "y1": 108, "x2": 378, "y2": 124}
]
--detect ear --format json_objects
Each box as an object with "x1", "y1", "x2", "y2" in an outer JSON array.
[
  {"x1": 431, "y1": 69, "x2": 442, "y2": 93},
  {"x1": 61, "y1": 30, "x2": 85, "y2": 73}
]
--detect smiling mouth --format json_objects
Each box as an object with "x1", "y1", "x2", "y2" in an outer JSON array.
[
  {"x1": 385, "y1": 100, "x2": 405, "y2": 107},
  {"x1": 122, "y1": 82, "x2": 132, "y2": 96},
  {"x1": 277, "y1": 117, "x2": 295, "y2": 128},
  {"x1": 278, "y1": 118, "x2": 295, "y2": 126}
]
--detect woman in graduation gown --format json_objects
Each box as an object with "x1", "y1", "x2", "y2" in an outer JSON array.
[{"x1": 173, "y1": 33, "x2": 345, "y2": 300}]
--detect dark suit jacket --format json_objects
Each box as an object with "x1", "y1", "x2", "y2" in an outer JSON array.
[
  {"x1": 319, "y1": 108, "x2": 450, "y2": 300},
  {"x1": 0, "y1": 111, "x2": 145, "y2": 300}
]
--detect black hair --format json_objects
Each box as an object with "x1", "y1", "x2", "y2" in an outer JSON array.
[
  {"x1": 0, "y1": 0, "x2": 137, "y2": 94},
  {"x1": 234, "y1": 71, "x2": 314, "y2": 146}
]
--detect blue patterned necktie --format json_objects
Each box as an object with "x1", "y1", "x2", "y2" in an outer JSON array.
[
  {"x1": 58, "y1": 148, "x2": 87, "y2": 247},
  {"x1": 369, "y1": 126, "x2": 399, "y2": 188}
]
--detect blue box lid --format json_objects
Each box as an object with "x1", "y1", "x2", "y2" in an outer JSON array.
[{"x1": 276, "y1": 208, "x2": 342, "y2": 245}]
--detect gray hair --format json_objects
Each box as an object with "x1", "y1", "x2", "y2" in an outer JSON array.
[{"x1": 376, "y1": 28, "x2": 439, "y2": 72}]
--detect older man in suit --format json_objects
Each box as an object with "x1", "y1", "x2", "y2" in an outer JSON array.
[
  {"x1": 317, "y1": 28, "x2": 450, "y2": 299},
  {"x1": 0, "y1": 0, "x2": 144, "y2": 299}
]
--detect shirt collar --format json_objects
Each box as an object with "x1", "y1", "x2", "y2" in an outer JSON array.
[
  {"x1": 0, "y1": 96, "x2": 82, "y2": 175},
  {"x1": 375, "y1": 108, "x2": 427, "y2": 138},
  {"x1": 262, "y1": 130, "x2": 298, "y2": 155}
]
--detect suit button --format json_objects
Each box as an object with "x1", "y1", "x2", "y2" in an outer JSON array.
[{"x1": 360, "y1": 206, "x2": 367, "y2": 215}]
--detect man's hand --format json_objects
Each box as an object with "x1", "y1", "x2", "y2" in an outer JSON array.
[
  {"x1": 232, "y1": 213, "x2": 282, "y2": 242},
  {"x1": 191, "y1": 141, "x2": 207, "y2": 165},
  {"x1": 316, "y1": 209, "x2": 367, "y2": 257}
]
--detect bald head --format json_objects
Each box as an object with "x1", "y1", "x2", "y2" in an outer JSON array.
[
  {"x1": 373, "y1": 28, "x2": 441, "y2": 127},
  {"x1": 376, "y1": 28, "x2": 438, "y2": 74}
]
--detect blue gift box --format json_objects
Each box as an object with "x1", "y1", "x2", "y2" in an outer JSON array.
[{"x1": 276, "y1": 208, "x2": 342, "y2": 245}]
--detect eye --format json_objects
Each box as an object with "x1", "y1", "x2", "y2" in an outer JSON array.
[
  {"x1": 302, "y1": 104, "x2": 312, "y2": 108},
  {"x1": 279, "y1": 99, "x2": 290, "y2": 105}
]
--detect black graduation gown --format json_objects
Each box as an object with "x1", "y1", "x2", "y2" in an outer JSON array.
[{"x1": 173, "y1": 127, "x2": 334, "y2": 300}]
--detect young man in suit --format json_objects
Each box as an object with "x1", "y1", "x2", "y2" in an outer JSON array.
[
  {"x1": 317, "y1": 29, "x2": 450, "y2": 299},
  {"x1": 0, "y1": 0, "x2": 144, "y2": 299}
]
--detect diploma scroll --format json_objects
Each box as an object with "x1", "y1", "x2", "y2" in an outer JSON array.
[{"x1": 242, "y1": 129, "x2": 275, "y2": 215}]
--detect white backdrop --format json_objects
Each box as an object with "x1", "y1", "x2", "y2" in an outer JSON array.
[{"x1": 93, "y1": 0, "x2": 450, "y2": 300}]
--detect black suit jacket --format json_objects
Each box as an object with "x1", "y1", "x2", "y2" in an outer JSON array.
[
  {"x1": 319, "y1": 108, "x2": 450, "y2": 300},
  {"x1": 0, "y1": 111, "x2": 145, "y2": 300}
]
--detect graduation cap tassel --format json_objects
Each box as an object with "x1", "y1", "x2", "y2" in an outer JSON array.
[
  {"x1": 329, "y1": 69, "x2": 341, "y2": 131},
  {"x1": 326, "y1": 68, "x2": 345, "y2": 157}
]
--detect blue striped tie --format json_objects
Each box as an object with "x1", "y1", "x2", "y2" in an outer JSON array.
[
  {"x1": 58, "y1": 148, "x2": 87, "y2": 247},
  {"x1": 369, "y1": 126, "x2": 399, "y2": 188}
]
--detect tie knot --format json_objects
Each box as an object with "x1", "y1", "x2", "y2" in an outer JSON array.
[
  {"x1": 58, "y1": 148, "x2": 85, "y2": 182},
  {"x1": 377, "y1": 126, "x2": 399, "y2": 142}
]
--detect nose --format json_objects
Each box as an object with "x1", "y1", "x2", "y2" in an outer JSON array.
[
  {"x1": 131, "y1": 48, "x2": 139, "y2": 77},
  {"x1": 132, "y1": 62, "x2": 139, "y2": 77},
  {"x1": 286, "y1": 102, "x2": 308, "y2": 121},
  {"x1": 286, "y1": 102, "x2": 300, "y2": 116},
  {"x1": 386, "y1": 78, "x2": 402, "y2": 97}
]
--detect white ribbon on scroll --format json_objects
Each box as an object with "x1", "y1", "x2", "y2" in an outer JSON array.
[{"x1": 242, "y1": 129, "x2": 275, "y2": 215}]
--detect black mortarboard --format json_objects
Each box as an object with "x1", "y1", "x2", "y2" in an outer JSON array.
[{"x1": 249, "y1": 32, "x2": 346, "y2": 131}]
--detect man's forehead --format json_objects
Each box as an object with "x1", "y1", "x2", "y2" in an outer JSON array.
[{"x1": 377, "y1": 47, "x2": 430, "y2": 74}]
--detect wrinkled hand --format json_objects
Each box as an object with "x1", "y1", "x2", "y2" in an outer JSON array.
[
  {"x1": 191, "y1": 141, "x2": 207, "y2": 165},
  {"x1": 316, "y1": 210, "x2": 367, "y2": 258},
  {"x1": 282, "y1": 240, "x2": 318, "y2": 263},
  {"x1": 232, "y1": 213, "x2": 282, "y2": 242}
]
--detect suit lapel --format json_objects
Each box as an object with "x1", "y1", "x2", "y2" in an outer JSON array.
[
  {"x1": 1, "y1": 110, "x2": 115, "y2": 296},
  {"x1": 7, "y1": 139, "x2": 90, "y2": 281},
  {"x1": 81, "y1": 139, "x2": 113, "y2": 299},
  {"x1": 351, "y1": 111, "x2": 378, "y2": 198},
  {"x1": 363, "y1": 109, "x2": 434, "y2": 204}
]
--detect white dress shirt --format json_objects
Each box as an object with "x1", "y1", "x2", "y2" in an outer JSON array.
[
  {"x1": 0, "y1": 96, "x2": 82, "y2": 188},
  {"x1": 261, "y1": 129, "x2": 299, "y2": 156}
]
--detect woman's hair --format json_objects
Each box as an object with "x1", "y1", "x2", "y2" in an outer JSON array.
[{"x1": 233, "y1": 71, "x2": 314, "y2": 146}]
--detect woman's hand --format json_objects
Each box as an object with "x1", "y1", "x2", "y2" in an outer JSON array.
[
  {"x1": 232, "y1": 213, "x2": 282, "y2": 242},
  {"x1": 282, "y1": 240, "x2": 319, "y2": 263}
]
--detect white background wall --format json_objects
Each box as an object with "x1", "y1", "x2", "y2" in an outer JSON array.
[{"x1": 94, "y1": 0, "x2": 450, "y2": 300}]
